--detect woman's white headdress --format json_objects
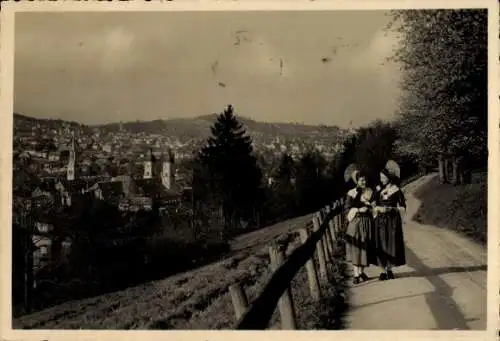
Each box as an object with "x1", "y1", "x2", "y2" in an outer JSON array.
[
  {"x1": 385, "y1": 160, "x2": 401, "y2": 179},
  {"x1": 344, "y1": 163, "x2": 360, "y2": 183}
]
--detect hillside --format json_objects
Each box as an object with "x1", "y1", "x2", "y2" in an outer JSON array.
[
  {"x1": 13, "y1": 213, "x2": 322, "y2": 330},
  {"x1": 14, "y1": 113, "x2": 87, "y2": 133},
  {"x1": 96, "y1": 115, "x2": 344, "y2": 143},
  {"x1": 14, "y1": 112, "x2": 345, "y2": 144},
  {"x1": 411, "y1": 172, "x2": 487, "y2": 244}
]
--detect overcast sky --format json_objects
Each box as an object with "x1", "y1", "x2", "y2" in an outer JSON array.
[{"x1": 14, "y1": 11, "x2": 402, "y2": 128}]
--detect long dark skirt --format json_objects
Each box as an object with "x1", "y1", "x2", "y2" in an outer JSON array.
[
  {"x1": 373, "y1": 212, "x2": 406, "y2": 267},
  {"x1": 345, "y1": 213, "x2": 374, "y2": 267}
]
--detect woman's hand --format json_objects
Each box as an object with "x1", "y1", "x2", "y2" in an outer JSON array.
[
  {"x1": 358, "y1": 206, "x2": 368, "y2": 213},
  {"x1": 377, "y1": 206, "x2": 387, "y2": 213}
]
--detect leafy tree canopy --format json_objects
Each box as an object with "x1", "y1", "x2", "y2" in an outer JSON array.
[{"x1": 387, "y1": 9, "x2": 487, "y2": 160}]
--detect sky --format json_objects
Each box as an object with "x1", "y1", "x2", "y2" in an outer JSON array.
[{"x1": 14, "y1": 11, "x2": 403, "y2": 129}]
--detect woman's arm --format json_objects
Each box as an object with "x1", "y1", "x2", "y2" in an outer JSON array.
[
  {"x1": 395, "y1": 189, "x2": 407, "y2": 215},
  {"x1": 344, "y1": 191, "x2": 355, "y2": 210},
  {"x1": 345, "y1": 189, "x2": 360, "y2": 222}
]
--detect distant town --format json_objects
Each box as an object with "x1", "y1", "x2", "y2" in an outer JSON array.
[
  {"x1": 12, "y1": 112, "x2": 349, "y2": 285},
  {"x1": 13, "y1": 112, "x2": 349, "y2": 189}
]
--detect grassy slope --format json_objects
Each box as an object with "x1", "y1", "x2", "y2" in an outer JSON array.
[
  {"x1": 411, "y1": 172, "x2": 487, "y2": 244},
  {"x1": 14, "y1": 213, "x2": 338, "y2": 329}
]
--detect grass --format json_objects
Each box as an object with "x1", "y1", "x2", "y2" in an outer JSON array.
[
  {"x1": 16, "y1": 228, "x2": 232, "y2": 317},
  {"x1": 293, "y1": 245, "x2": 348, "y2": 330},
  {"x1": 14, "y1": 212, "x2": 350, "y2": 329},
  {"x1": 411, "y1": 172, "x2": 486, "y2": 245}
]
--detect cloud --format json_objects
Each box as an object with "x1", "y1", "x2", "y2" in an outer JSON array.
[
  {"x1": 99, "y1": 26, "x2": 137, "y2": 72},
  {"x1": 347, "y1": 29, "x2": 401, "y2": 72},
  {"x1": 369, "y1": 30, "x2": 401, "y2": 62},
  {"x1": 14, "y1": 11, "x2": 399, "y2": 127}
]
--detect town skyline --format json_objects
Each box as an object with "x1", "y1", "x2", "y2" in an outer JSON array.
[{"x1": 15, "y1": 10, "x2": 401, "y2": 129}]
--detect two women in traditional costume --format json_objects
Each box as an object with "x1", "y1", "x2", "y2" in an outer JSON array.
[{"x1": 343, "y1": 161, "x2": 407, "y2": 284}]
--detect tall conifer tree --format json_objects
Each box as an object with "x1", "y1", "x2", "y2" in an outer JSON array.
[{"x1": 197, "y1": 105, "x2": 262, "y2": 231}]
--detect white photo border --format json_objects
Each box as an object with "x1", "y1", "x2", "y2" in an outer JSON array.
[{"x1": 0, "y1": 1, "x2": 498, "y2": 341}]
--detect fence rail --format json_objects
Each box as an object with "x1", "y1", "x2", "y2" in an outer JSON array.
[{"x1": 229, "y1": 198, "x2": 346, "y2": 330}]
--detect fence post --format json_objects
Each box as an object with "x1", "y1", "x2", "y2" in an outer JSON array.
[
  {"x1": 316, "y1": 212, "x2": 331, "y2": 262},
  {"x1": 326, "y1": 206, "x2": 337, "y2": 243},
  {"x1": 229, "y1": 283, "x2": 249, "y2": 320},
  {"x1": 298, "y1": 228, "x2": 321, "y2": 301},
  {"x1": 333, "y1": 201, "x2": 341, "y2": 235},
  {"x1": 323, "y1": 206, "x2": 335, "y2": 255},
  {"x1": 339, "y1": 210, "x2": 345, "y2": 233},
  {"x1": 323, "y1": 224, "x2": 333, "y2": 261},
  {"x1": 339, "y1": 199, "x2": 345, "y2": 231},
  {"x1": 269, "y1": 244, "x2": 297, "y2": 330},
  {"x1": 317, "y1": 210, "x2": 323, "y2": 224},
  {"x1": 312, "y1": 215, "x2": 328, "y2": 283},
  {"x1": 320, "y1": 211, "x2": 332, "y2": 259},
  {"x1": 320, "y1": 208, "x2": 326, "y2": 222}
]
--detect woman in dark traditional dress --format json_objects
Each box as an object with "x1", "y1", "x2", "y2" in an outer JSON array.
[
  {"x1": 344, "y1": 170, "x2": 376, "y2": 284},
  {"x1": 373, "y1": 165, "x2": 407, "y2": 280}
]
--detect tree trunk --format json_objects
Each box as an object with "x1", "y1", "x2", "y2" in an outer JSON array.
[
  {"x1": 438, "y1": 155, "x2": 447, "y2": 184},
  {"x1": 451, "y1": 156, "x2": 460, "y2": 185},
  {"x1": 463, "y1": 168, "x2": 472, "y2": 184},
  {"x1": 462, "y1": 156, "x2": 472, "y2": 184},
  {"x1": 23, "y1": 233, "x2": 33, "y2": 314},
  {"x1": 223, "y1": 201, "x2": 237, "y2": 238},
  {"x1": 444, "y1": 157, "x2": 450, "y2": 183}
]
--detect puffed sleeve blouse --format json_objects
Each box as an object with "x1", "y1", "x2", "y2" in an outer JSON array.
[
  {"x1": 377, "y1": 184, "x2": 406, "y2": 214},
  {"x1": 345, "y1": 187, "x2": 374, "y2": 222}
]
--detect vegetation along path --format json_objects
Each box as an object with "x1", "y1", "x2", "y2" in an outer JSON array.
[{"x1": 345, "y1": 174, "x2": 486, "y2": 330}]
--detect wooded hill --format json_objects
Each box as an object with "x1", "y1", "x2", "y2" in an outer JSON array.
[{"x1": 14, "y1": 112, "x2": 346, "y2": 144}]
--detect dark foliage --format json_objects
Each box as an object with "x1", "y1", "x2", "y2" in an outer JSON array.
[
  {"x1": 387, "y1": 9, "x2": 488, "y2": 177},
  {"x1": 194, "y1": 105, "x2": 263, "y2": 233},
  {"x1": 264, "y1": 153, "x2": 298, "y2": 221}
]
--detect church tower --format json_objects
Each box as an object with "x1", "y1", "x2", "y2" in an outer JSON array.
[
  {"x1": 143, "y1": 148, "x2": 155, "y2": 179},
  {"x1": 67, "y1": 131, "x2": 76, "y2": 181},
  {"x1": 161, "y1": 148, "x2": 175, "y2": 190}
]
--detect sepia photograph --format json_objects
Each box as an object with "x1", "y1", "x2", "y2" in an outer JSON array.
[{"x1": 0, "y1": 0, "x2": 496, "y2": 337}]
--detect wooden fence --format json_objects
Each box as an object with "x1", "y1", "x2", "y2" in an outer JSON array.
[{"x1": 228, "y1": 198, "x2": 346, "y2": 330}]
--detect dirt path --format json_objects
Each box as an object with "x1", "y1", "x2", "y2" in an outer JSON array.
[{"x1": 345, "y1": 174, "x2": 487, "y2": 330}]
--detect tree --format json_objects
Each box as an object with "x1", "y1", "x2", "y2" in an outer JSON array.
[
  {"x1": 268, "y1": 153, "x2": 297, "y2": 220},
  {"x1": 12, "y1": 156, "x2": 42, "y2": 313},
  {"x1": 326, "y1": 120, "x2": 399, "y2": 195},
  {"x1": 196, "y1": 105, "x2": 263, "y2": 232},
  {"x1": 295, "y1": 150, "x2": 329, "y2": 214},
  {"x1": 354, "y1": 120, "x2": 398, "y2": 183},
  {"x1": 327, "y1": 133, "x2": 359, "y2": 195},
  {"x1": 387, "y1": 9, "x2": 487, "y2": 184},
  {"x1": 275, "y1": 153, "x2": 296, "y2": 181}
]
